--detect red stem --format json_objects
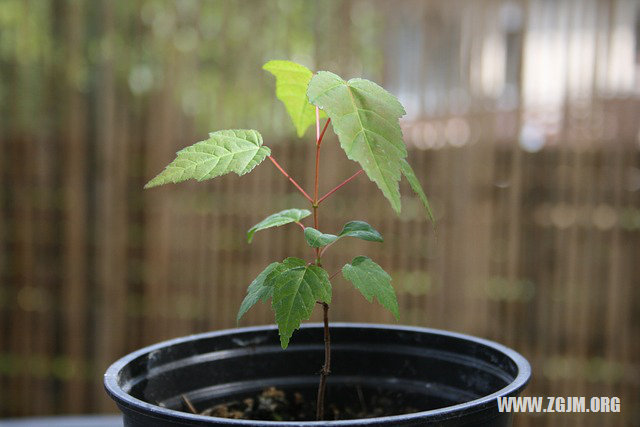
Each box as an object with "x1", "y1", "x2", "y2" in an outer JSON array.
[
  {"x1": 318, "y1": 118, "x2": 331, "y2": 147},
  {"x1": 316, "y1": 107, "x2": 321, "y2": 143},
  {"x1": 313, "y1": 107, "x2": 321, "y2": 259},
  {"x1": 313, "y1": 148, "x2": 321, "y2": 208},
  {"x1": 268, "y1": 155, "x2": 313, "y2": 203},
  {"x1": 319, "y1": 241, "x2": 336, "y2": 258},
  {"x1": 317, "y1": 169, "x2": 364, "y2": 205}
]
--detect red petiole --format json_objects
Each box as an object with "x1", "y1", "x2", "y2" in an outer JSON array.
[
  {"x1": 317, "y1": 169, "x2": 364, "y2": 204},
  {"x1": 267, "y1": 155, "x2": 313, "y2": 203}
]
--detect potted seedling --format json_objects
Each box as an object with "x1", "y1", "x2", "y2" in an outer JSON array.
[{"x1": 105, "y1": 60, "x2": 530, "y2": 426}]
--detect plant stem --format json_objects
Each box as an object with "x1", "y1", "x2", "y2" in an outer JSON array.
[
  {"x1": 267, "y1": 155, "x2": 313, "y2": 203},
  {"x1": 313, "y1": 203, "x2": 320, "y2": 262},
  {"x1": 318, "y1": 118, "x2": 331, "y2": 148},
  {"x1": 314, "y1": 145, "x2": 321, "y2": 207},
  {"x1": 317, "y1": 169, "x2": 364, "y2": 204},
  {"x1": 312, "y1": 107, "x2": 332, "y2": 421},
  {"x1": 312, "y1": 107, "x2": 321, "y2": 259},
  {"x1": 319, "y1": 240, "x2": 336, "y2": 258},
  {"x1": 316, "y1": 302, "x2": 331, "y2": 420}
]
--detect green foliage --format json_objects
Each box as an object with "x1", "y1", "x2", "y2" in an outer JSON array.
[
  {"x1": 401, "y1": 159, "x2": 435, "y2": 224},
  {"x1": 338, "y1": 221, "x2": 383, "y2": 242},
  {"x1": 307, "y1": 71, "x2": 407, "y2": 213},
  {"x1": 145, "y1": 130, "x2": 270, "y2": 189},
  {"x1": 270, "y1": 258, "x2": 332, "y2": 348},
  {"x1": 304, "y1": 220, "x2": 383, "y2": 248},
  {"x1": 237, "y1": 262, "x2": 280, "y2": 321},
  {"x1": 145, "y1": 60, "x2": 435, "y2": 352},
  {"x1": 238, "y1": 258, "x2": 333, "y2": 348},
  {"x1": 247, "y1": 209, "x2": 311, "y2": 243},
  {"x1": 263, "y1": 60, "x2": 325, "y2": 137},
  {"x1": 304, "y1": 227, "x2": 339, "y2": 248},
  {"x1": 342, "y1": 256, "x2": 399, "y2": 319}
]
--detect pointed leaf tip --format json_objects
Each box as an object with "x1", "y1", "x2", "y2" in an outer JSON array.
[
  {"x1": 401, "y1": 159, "x2": 435, "y2": 225},
  {"x1": 144, "y1": 129, "x2": 269, "y2": 189}
]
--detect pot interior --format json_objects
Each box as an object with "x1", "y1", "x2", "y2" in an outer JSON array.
[{"x1": 112, "y1": 324, "x2": 525, "y2": 419}]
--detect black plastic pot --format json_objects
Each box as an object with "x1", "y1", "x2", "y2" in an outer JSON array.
[{"x1": 104, "y1": 323, "x2": 531, "y2": 426}]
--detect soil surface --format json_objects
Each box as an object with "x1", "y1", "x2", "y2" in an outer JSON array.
[{"x1": 186, "y1": 386, "x2": 421, "y2": 421}]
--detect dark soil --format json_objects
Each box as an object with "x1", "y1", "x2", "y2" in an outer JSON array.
[{"x1": 187, "y1": 386, "x2": 421, "y2": 421}]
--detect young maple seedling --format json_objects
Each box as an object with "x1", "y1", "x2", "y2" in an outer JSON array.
[{"x1": 145, "y1": 60, "x2": 434, "y2": 420}]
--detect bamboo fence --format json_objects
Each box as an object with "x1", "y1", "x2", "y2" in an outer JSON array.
[{"x1": 0, "y1": 1, "x2": 638, "y2": 425}]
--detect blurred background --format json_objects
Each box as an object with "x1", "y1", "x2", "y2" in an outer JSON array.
[{"x1": 1, "y1": 0, "x2": 639, "y2": 425}]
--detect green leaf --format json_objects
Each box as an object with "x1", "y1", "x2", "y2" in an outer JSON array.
[
  {"x1": 304, "y1": 227, "x2": 339, "y2": 248},
  {"x1": 263, "y1": 60, "x2": 325, "y2": 137},
  {"x1": 271, "y1": 258, "x2": 331, "y2": 348},
  {"x1": 237, "y1": 262, "x2": 280, "y2": 322},
  {"x1": 247, "y1": 209, "x2": 311, "y2": 243},
  {"x1": 237, "y1": 258, "x2": 306, "y2": 322},
  {"x1": 145, "y1": 130, "x2": 270, "y2": 189},
  {"x1": 303, "y1": 221, "x2": 383, "y2": 249},
  {"x1": 342, "y1": 256, "x2": 399, "y2": 320},
  {"x1": 338, "y1": 221, "x2": 383, "y2": 242},
  {"x1": 307, "y1": 72, "x2": 407, "y2": 213},
  {"x1": 401, "y1": 159, "x2": 435, "y2": 225}
]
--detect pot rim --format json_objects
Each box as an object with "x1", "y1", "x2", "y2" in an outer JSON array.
[{"x1": 104, "y1": 322, "x2": 531, "y2": 425}]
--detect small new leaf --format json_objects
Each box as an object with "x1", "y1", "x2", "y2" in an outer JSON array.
[
  {"x1": 342, "y1": 256, "x2": 399, "y2": 320},
  {"x1": 304, "y1": 227, "x2": 339, "y2": 248},
  {"x1": 237, "y1": 262, "x2": 280, "y2": 322},
  {"x1": 303, "y1": 221, "x2": 383, "y2": 249},
  {"x1": 271, "y1": 258, "x2": 332, "y2": 349},
  {"x1": 401, "y1": 159, "x2": 435, "y2": 225},
  {"x1": 145, "y1": 130, "x2": 270, "y2": 189},
  {"x1": 307, "y1": 72, "x2": 407, "y2": 213},
  {"x1": 247, "y1": 209, "x2": 311, "y2": 243},
  {"x1": 338, "y1": 221, "x2": 383, "y2": 242},
  {"x1": 263, "y1": 60, "x2": 325, "y2": 137}
]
